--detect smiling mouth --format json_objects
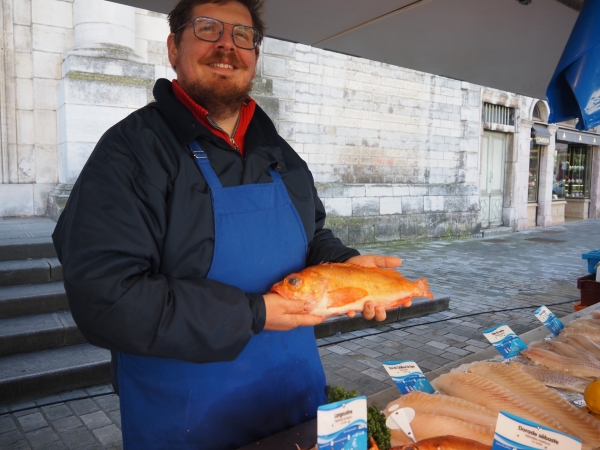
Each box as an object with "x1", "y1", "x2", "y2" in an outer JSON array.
[{"x1": 209, "y1": 63, "x2": 235, "y2": 70}]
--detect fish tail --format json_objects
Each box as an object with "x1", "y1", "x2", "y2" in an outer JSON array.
[{"x1": 417, "y1": 278, "x2": 434, "y2": 299}]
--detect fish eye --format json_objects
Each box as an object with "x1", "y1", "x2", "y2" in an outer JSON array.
[{"x1": 287, "y1": 276, "x2": 301, "y2": 287}]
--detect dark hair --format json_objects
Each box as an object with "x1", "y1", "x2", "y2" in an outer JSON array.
[{"x1": 168, "y1": 0, "x2": 265, "y2": 48}]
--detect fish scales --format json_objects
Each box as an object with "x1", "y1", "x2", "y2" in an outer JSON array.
[
  {"x1": 468, "y1": 362, "x2": 600, "y2": 446},
  {"x1": 270, "y1": 262, "x2": 433, "y2": 317},
  {"x1": 390, "y1": 435, "x2": 492, "y2": 450},
  {"x1": 389, "y1": 413, "x2": 494, "y2": 447},
  {"x1": 431, "y1": 372, "x2": 568, "y2": 435},
  {"x1": 385, "y1": 391, "x2": 497, "y2": 430},
  {"x1": 509, "y1": 361, "x2": 590, "y2": 394},
  {"x1": 521, "y1": 347, "x2": 600, "y2": 378}
]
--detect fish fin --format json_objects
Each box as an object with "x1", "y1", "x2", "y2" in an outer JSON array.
[
  {"x1": 417, "y1": 278, "x2": 434, "y2": 299},
  {"x1": 327, "y1": 287, "x2": 369, "y2": 307}
]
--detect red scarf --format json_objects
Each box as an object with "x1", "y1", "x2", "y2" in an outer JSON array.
[{"x1": 172, "y1": 79, "x2": 256, "y2": 155}]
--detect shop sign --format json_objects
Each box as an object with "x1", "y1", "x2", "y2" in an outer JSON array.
[
  {"x1": 557, "y1": 129, "x2": 599, "y2": 145},
  {"x1": 531, "y1": 124, "x2": 551, "y2": 146},
  {"x1": 535, "y1": 135, "x2": 550, "y2": 145}
]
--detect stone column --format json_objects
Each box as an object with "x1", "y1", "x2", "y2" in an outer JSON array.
[
  {"x1": 49, "y1": 0, "x2": 155, "y2": 219},
  {"x1": 515, "y1": 119, "x2": 533, "y2": 231},
  {"x1": 536, "y1": 125, "x2": 557, "y2": 227},
  {"x1": 590, "y1": 144, "x2": 600, "y2": 220}
]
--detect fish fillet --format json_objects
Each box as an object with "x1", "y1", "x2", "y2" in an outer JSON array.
[
  {"x1": 509, "y1": 361, "x2": 590, "y2": 394},
  {"x1": 389, "y1": 413, "x2": 494, "y2": 447},
  {"x1": 569, "y1": 318, "x2": 600, "y2": 329},
  {"x1": 591, "y1": 311, "x2": 600, "y2": 320},
  {"x1": 385, "y1": 391, "x2": 497, "y2": 430},
  {"x1": 556, "y1": 336, "x2": 600, "y2": 363},
  {"x1": 544, "y1": 340, "x2": 600, "y2": 363},
  {"x1": 468, "y1": 362, "x2": 600, "y2": 447},
  {"x1": 563, "y1": 327, "x2": 600, "y2": 344},
  {"x1": 431, "y1": 373, "x2": 567, "y2": 434},
  {"x1": 521, "y1": 347, "x2": 600, "y2": 378},
  {"x1": 559, "y1": 334, "x2": 600, "y2": 360}
]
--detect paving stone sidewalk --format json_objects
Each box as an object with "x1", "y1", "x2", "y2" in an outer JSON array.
[{"x1": 1, "y1": 217, "x2": 599, "y2": 449}]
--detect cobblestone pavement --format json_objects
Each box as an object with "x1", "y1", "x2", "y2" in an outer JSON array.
[{"x1": 1, "y1": 218, "x2": 599, "y2": 449}]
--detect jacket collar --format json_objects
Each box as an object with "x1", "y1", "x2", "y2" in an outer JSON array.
[{"x1": 152, "y1": 78, "x2": 281, "y2": 153}]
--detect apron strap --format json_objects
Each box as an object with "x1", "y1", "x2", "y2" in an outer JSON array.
[
  {"x1": 188, "y1": 139, "x2": 285, "y2": 189},
  {"x1": 188, "y1": 140, "x2": 223, "y2": 190}
]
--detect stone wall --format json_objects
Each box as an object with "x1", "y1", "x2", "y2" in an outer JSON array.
[
  {"x1": 3, "y1": 0, "x2": 562, "y2": 243},
  {"x1": 317, "y1": 183, "x2": 480, "y2": 245}
]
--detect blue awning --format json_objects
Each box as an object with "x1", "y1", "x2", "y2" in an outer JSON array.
[{"x1": 547, "y1": 0, "x2": 600, "y2": 131}]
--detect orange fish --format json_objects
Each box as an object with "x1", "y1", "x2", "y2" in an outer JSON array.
[
  {"x1": 391, "y1": 436, "x2": 491, "y2": 450},
  {"x1": 269, "y1": 262, "x2": 433, "y2": 317}
]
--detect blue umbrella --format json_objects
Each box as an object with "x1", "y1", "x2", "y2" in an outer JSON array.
[{"x1": 547, "y1": 0, "x2": 600, "y2": 131}]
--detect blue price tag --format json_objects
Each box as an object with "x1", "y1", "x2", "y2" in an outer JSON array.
[
  {"x1": 317, "y1": 396, "x2": 368, "y2": 450},
  {"x1": 483, "y1": 325, "x2": 528, "y2": 358},
  {"x1": 492, "y1": 411, "x2": 582, "y2": 450},
  {"x1": 534, "y1": 305, "x2": 565, "y2": 337},
  {"x1": 382, "y1": 360, "x2": 435, "y2": 394}
]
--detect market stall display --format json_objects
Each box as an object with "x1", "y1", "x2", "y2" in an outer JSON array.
[{"x1": 385, "y1": 311, "x2": 600, "y2": 448}]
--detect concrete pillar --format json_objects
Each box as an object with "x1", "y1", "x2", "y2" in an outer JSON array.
[
  {"x1": 73, "y1": 0, "x2": 136, "y2": 51},
  {"x1": 536, "y1": 125, "x2": 558, "y2": 227},
  {"x1": 49, "y1": 0, "x2": 155, "y2": 219},
  {"x1": 590, "y1": 145, "x2": 600, "y2": 219},
  {"x1": 515, "y1": 120, "x2": 533, "y2": 231}
]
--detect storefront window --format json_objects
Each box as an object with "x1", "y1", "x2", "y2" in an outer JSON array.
[
  {"x1": 553, "y1": 144, "x2": 568, "y2": 200},
  {"x1": 553, "y1": 143, "x2": 592, "y2": 199},
  {"x1": 528, "y1": 140, "x2": 539, "y2": 202}
]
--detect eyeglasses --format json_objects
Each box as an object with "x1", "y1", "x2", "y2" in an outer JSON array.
[{"x1": 177, "y1": 16, "x2": 261, "y2": 50}]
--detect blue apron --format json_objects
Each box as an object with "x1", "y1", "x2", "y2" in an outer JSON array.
[{"x1": 118, "y1": 140, "x2": 327, "y2": 449}]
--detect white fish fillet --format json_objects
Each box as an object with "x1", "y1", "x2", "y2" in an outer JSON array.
[
  {"x1": 591, "y1": 311, "x2": 600, "y2": 320},
  {"x1": 559, "y1": 334, "x2": 600, "y2": 360},
  {"x1": 521, "y1": 347, "x2": 600, "y2": 378},
  {"x1": 509, "y1": 361, "x2": 590, "y2": 394},
  {"x1": 569, "y1": 318, "x2": 600, "y2": 329},
  {"x1": 431, "y1": 372, "x2": 567, "y2": 434},
  {"x1": 389, "y1": 413, "x2": 494, "y2": 447},
  {"x1": 468, "y1": 362, "x2": 600, "y2": 447},
  {"x1": 385, "y1": 391, "x2": 497, "y2": 430},
  {"x1": 556, "y1": 336, "x2": 600, "y2": 363},
  {"x1": 563, "y1": 327, "x2": 600, "y2": 344}
]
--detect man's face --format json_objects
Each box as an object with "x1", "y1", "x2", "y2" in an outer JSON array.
[{"x1": 167, "y1": 1, "x2": 258, "y2": 117}]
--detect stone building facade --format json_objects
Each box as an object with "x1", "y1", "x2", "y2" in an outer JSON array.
[{"x1": 1, "y1": 0, "x2": 598, "y2": 244}]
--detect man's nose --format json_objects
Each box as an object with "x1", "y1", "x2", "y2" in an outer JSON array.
[{"x1": 215, "y1": 25, "x2": 236, "y2": 49}]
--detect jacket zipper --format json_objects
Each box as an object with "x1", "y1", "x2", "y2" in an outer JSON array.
[{"x1": 207, "y1": 113, "x2": 242, "y2": 154}]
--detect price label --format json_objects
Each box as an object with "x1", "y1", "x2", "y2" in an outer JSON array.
[
  {"x1": 382, "y1": 360, "x2": 434, "y2": 394},
  {"x1": 534, "y1": 305, "x2": 565, "y2": 336},
  {"x1": 317, "y1": 396, "x2": 367, "y2": 450},
  {"x1": 483, "y1": 325, "x2": 527, "y2": 358},
  {"x1": 492, "y1": 411, "x2": 581, "y2": 450}
]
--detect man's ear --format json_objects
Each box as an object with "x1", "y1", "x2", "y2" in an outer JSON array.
[{"x1": 167, "y1": 33, "x2": 178, "y2": 70}]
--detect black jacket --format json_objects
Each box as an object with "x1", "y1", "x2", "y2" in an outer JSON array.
[{"x1": 52, "y1": 79, "x2": 359, "y2": 364}]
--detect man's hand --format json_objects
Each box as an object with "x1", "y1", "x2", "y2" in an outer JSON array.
[
  {"x1": 345, "y1": 254, "x2": 402, "y2": 269},
  {"x1": 344, "y1": 254, "x2": 403, "y2": 322},
  {"x1": 263, "y1": 292, "x2": 325, "y2": 331}
]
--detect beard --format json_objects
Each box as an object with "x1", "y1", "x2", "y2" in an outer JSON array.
[{"x1": 181, "y1": 50, "x2": 254, "y2": 122}]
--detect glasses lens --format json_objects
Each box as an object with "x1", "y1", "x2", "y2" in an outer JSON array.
[
  {"x1": 232, "y1": 25, "x2": 257, "y2": 49},
  {"x1": 193, "y1": 18, "x2": 223, "y2": 41}
]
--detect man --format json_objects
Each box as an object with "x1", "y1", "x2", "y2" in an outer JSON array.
[{"x1": 52, "y1": 0, "x2": 401, "y2": 448}]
